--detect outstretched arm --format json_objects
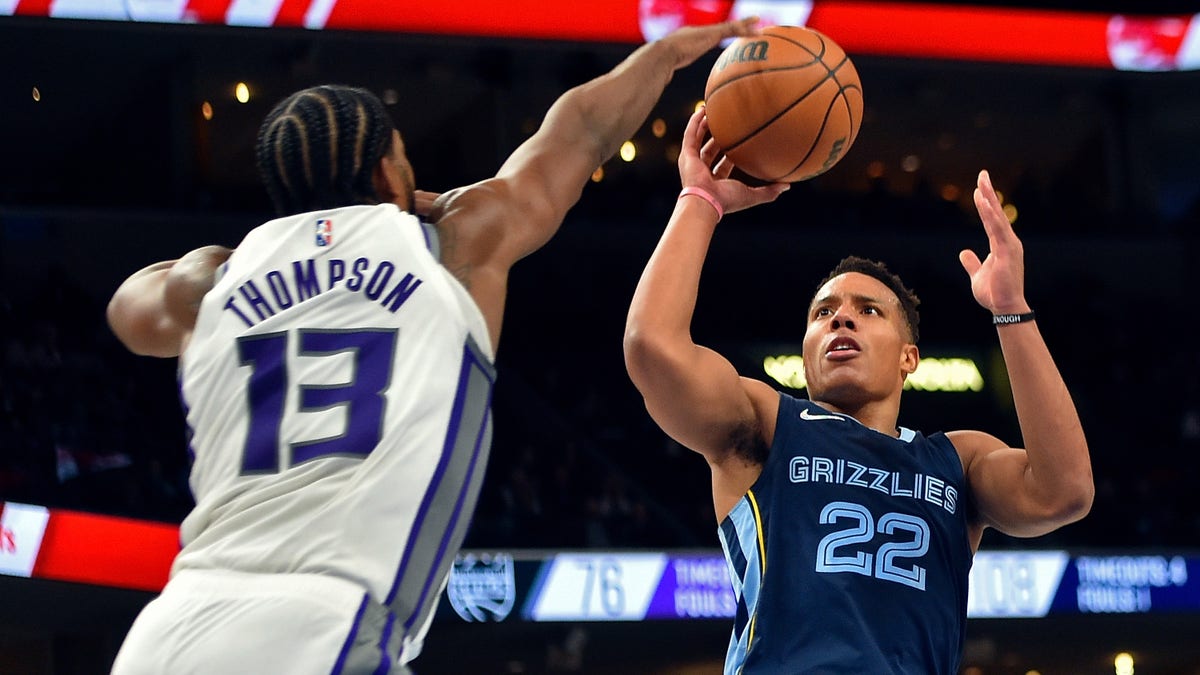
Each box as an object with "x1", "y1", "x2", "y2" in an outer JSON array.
[
  {"x1": 107, "y1": 245, "x2": 233, "y2": 358},
  {"x1": 432, "y1": 18, "x2": 761, "y2": 350},
  {"x1": 624, "y1": 109, "x2": 788, "y2": 520},
  {"x1": 951, "y1": 170, "x2": 1093, "y2": 538}
]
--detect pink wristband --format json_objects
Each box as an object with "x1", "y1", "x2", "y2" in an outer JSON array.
[{"x1": 678, "y1": 187, "x2": 724, "y2": 221}]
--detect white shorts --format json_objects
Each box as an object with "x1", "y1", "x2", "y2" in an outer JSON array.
[{"x1": 110, "y1": 569, "x2": 406, "y2": 675}]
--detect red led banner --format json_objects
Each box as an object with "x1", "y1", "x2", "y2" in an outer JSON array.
[
  {"x1": 4, "y1": 0, "x2": 1198, "y2": 70},
  {"x1": 1, "y1": 502, "x2": 177, "y2": 592}
]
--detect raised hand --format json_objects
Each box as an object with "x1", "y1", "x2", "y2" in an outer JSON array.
[
  {"x1": 958, "y1": 170, "x2": 1030, "y2": 315},
  {"x1": 659, "y1": 16, "x2": 762, "y2": 70},
  {"x1": 678, "y1": 107, "x2": 789, "y2": 215}
]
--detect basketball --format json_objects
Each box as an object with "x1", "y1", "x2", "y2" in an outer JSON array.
[{"x1": 704, "y1": 25, "x2": 863, "y2": 183}]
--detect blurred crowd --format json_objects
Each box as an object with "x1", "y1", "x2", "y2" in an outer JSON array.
[{"x1": 2, "y1": 184, "x2": 1198, "y2": 553}]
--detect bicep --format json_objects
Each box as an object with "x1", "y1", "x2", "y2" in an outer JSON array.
[
  {"x1": 632, "y1": 342, "x2": 771, "y2": 463},
  {"x1": 951, "y1": 430, "x2": 1064, "y2": 538}
]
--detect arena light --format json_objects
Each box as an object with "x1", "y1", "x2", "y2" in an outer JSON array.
[
  {"x1": 762, "y1": 355, "x2": 984, "y2": 392},
  {"x1": 1115, "y1": 652, "x2": 1134, "y2": 675},
  {"x1": 620, "y1": 140, "x2": 637, "y2": 162}
]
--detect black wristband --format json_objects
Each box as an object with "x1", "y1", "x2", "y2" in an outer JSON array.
[{"x1": 993, "y1": 311, "x2": 1036, "y2": 326}]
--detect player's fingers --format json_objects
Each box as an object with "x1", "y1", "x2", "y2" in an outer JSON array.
[
  {"x1": 713, "y1": 155, "x2": 735, "y2": 179},
  {"x1": 413, "y1": 190, "x2": 440, "y2": 216},
  {"x1": 974, "y1": 171, "x2": 1012, "y2": 242},
  {"x1": 724, "y1": 16, "x2": 761, "y2": 37},
  {"x1": 958, "y1": 249, "x2": 982, "y2": 277},
  {"x1": 701, "y1": 137, "x2": 723, "y2": 168},
  {"x1": 681, "y1": 108, "x2": 705, "y2": 153}
]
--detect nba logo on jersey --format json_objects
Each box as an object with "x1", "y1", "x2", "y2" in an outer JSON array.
[{"x1": 315, "y1": 219, "x2": 333, "y2": 246}]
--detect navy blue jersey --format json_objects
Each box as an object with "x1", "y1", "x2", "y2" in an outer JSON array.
[{"x1": 719, "y1": 393, "x2": 973, "y2": 674}]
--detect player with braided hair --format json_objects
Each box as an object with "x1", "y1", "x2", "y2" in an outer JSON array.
[
  {"x1": 256, "y1": 85, "x2": 403, "y2": 216},
  {"x1": 107, "y1": 18, "x2": 760, "y2": 675}
]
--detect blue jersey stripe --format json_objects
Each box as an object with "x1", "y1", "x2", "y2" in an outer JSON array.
[{"x1": 721, "y1": 495, "x2": 765, "y2": 675}]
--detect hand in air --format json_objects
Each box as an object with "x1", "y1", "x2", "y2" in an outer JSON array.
[
  {"x1": 958, "y1": 170, "x2": 1030, "y2": 314},
  {"x1": 678, "y1": 107, "x2": 789, "y2": 217},
  {"x1": 660, "y1": 16, "x2": 762, "y2": 70}
]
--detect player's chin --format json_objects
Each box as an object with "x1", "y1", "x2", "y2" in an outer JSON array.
[{"x1": 808, "y1": 374, "x2": 874, "y2": 407}]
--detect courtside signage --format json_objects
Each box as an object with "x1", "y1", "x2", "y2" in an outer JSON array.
[
  {"x1": 2, "y1": 503, "x2": 1197, "y2": 619},
  {"x1": 0, "y1": 502, "x2": 50, "y2": 577},
  {"x1": 450, "y1": 550, "x2": 1200, "y2": 622}
]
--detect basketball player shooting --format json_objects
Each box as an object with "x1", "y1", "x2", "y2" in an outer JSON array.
[
  {"x1": 104, "y1": 18, "x2": 761, "y2": 675},
  {"x1": 623, "y1": 107, "x2": 1093, "y2": 673}
]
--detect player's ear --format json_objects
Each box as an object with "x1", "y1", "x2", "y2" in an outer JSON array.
[
  {"x1": 373, "y1": 157, "x2": 404, "y2": 204},
  {"x1": 900, "y1": 344, "x2": 919, "y2": 378}
]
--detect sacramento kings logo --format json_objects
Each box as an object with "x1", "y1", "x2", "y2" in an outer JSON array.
[{"x1": 447, "y1": 552, "x2": 516, "y2": 622}]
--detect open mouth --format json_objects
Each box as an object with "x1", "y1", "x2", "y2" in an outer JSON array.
[{"x1": 825, "y1": 336, "x2": 861, "y2": 359}]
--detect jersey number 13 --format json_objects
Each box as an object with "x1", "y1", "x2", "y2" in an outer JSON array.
[{"x1": 235, "y1": 329, "x2": 397, "y2": 473}]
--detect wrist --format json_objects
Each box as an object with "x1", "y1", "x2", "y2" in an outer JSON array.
[
  {"x1": 678, "y1": 186, "x2": 724, "y2": 221},
  {"x1": 993, "y1": 310, "x2": 1036, "y2": 326}
]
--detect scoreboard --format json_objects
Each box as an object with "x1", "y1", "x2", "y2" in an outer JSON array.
[{"x1": 442, "y1": 549, "x2": 1200, "y2": 623}]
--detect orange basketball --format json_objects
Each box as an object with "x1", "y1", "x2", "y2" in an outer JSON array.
[{"x1": 704, "y1": 25, "x2": 863, "y2": 183}]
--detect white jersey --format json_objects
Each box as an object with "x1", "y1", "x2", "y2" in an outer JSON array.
[{"x1": 175, "y1": 203, "x2": 494, "y2": 662}]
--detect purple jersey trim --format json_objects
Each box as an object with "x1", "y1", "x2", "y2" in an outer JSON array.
[
  {"x1": 402, "y1": 383, "x2": 493, "y2": 631},
  {"x1": 331, "y1": 594, "x2": 371, "y2": 675},
  {"x1": 385, "y1": 342, "x2": 495, "y2": 612},
  {"x1": 373, "y1": 611, "x2": 397, "y2": 675}
]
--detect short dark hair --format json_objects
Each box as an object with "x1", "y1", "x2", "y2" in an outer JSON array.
[
  {"x1": 255, "y1": 85, "x2": 396, "y2": 216},
  {"x1": 815, "y1": 256, "x2": 921, "y2": 343}
]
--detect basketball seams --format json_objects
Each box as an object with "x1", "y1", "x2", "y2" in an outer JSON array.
[
  {"x1": 704, "y1": 26, "x2": 861, "y2": 182},
  {"x1": 766, "y1": 27, "x2": 827, "y2": 63},
  {"x1": 716, "y1": 67, "x2": 845, "y2": 150},
  {"x1": 836, "y1": 83, "x2": 863, "y2": 145},
  {"x1": 706, "y1": 62, "x2": 825, "y2": 99},
  {"x1": 776, "y1": 92, "x2": 841, "y2": 182}
]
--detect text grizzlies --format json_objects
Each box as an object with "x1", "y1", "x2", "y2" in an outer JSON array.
[
  {"x1": 790, "y1": 456, "x2": 958, "y2": 513},
  {"x1": 223, "y1": 257, "x2": 423, "y2": 327}
]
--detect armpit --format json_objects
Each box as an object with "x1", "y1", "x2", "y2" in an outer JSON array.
[{"x1": 730, "y1": 419, "x2": 768, "y2": 466}]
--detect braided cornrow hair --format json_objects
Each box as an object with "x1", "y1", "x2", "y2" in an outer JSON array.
[{"x1": 256, "y1": 85, "x2": 396, "y2": 216}]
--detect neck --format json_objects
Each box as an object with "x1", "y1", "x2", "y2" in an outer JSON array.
[{"x1": 811, "y1": 397, "x2": 902, "y2": 438}]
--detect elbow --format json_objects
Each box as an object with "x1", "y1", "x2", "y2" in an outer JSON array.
[
  {"x1": 1041, "y1": 473, "x2": 1095, "y2": 528},
  {"x1": 1061, "y1": 476, "x2": 1095, "y2": 524},
  {"x1": 106, "y1": 294, "x2": 175, "y2": 358},
  {"x1": 106, "y1": 295, "x2": 140, "y2": 354},
  {"x1": 622, "y1": 325, "x2": 655, "y2": 380},
  {"x1": 622, "y1": 325, "x2": 673, "y2": 388}
]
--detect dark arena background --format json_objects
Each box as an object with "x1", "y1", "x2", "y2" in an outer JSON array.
[{"x1": 2, "y1": 1, "x2": 1200, "y2": 673}]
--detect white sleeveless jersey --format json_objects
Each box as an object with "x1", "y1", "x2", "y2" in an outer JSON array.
[{"x1": 176, "y1": 203, "x2": 494, "y2": 661}]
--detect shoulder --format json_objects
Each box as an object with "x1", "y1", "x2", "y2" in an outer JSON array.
[
  {"x1": 428, "y1": 182, "x2": 515, "y2": 257},
  {"x1": 944, "y1": 429, "x2": 1006, "y2": 452},
  {"x1": 944, "y1": 429, "x2": 1008, "y2": 474}
]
